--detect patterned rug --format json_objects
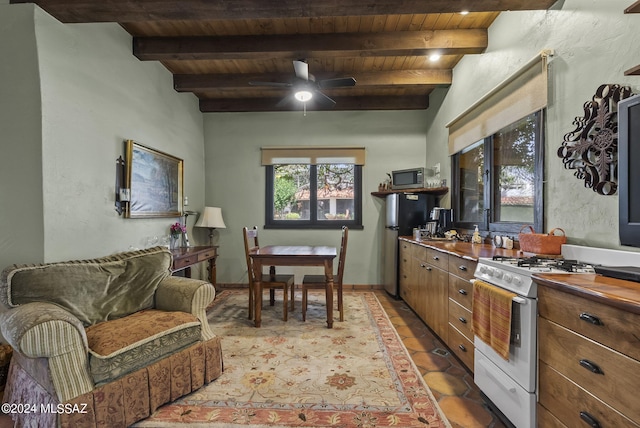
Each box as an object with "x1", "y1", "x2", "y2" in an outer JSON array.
[{"x1": 134, "y1": 290, "x2": 451, "y2": 427}]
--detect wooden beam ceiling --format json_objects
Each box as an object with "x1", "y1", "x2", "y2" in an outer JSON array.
[
  {"x1": 10, "y1": 0, "x2": 560, "y2": 23},
  {"x1": 9, "y1": 0, "x2": 559, "y2": 112},
  {"x1": 133, "y1": 29, "x2": 487, "y2": 61}
]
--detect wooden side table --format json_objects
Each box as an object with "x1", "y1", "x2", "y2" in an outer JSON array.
[{"x1": 171, "y1": 246, "x2": 219, "y2": 285}]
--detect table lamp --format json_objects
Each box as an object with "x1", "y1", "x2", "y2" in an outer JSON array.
[{"x1": 195, "y1": 206, "x2": 227, "y2": 246}]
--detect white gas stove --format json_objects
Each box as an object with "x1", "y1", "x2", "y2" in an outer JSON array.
[
  {"x1": 474, "y1": 254, "x2": 597, "y2": 297},
  {"x1": 472, "y1": 244, "x2": 640, "y2": 428}
]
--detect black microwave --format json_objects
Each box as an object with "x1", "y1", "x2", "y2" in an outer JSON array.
[{"x1": 392, "y1": 167, "x2": 424, "y2": 190}]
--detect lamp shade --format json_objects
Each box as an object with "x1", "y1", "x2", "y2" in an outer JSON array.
[{"x1": 195, "y1": 207, "x2": 226, "y2": 229}]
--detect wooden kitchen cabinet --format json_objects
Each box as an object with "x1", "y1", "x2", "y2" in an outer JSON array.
[
  {"x1": 396, "y1": 239, "x2": 479, "y2": 372},
  {"x1": 537, "y1": 283, "x2": 640, "y2": 427},
  {"x1": 399, "y1": 241, "x2": 416, "y2": 306},
  {"x1": 446, "y1": 256, "x2": 477, "y2": 372}
]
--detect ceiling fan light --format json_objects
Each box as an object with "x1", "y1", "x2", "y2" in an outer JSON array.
[
  {"x1": 294, "y1": 90, "x2": 313, "y2": 102},
  {"x1": 429, "y1": 53, "x2": 442, "y2": 62}
]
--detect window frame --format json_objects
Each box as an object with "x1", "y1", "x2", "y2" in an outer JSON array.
[
  {"x1": 264, "y1": 163, "x2": 363, "y2": 230},
  {"x1": 452, "y1": 110, "x2": 544, "y2": 235}
]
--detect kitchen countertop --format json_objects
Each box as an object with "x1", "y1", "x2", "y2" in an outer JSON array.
[
  {"x1": 399, "y1": 236, "x2": 522, "y2": 261},
  {"x1": 533, "y1": 273, "x2": 640, "y2": 315}
]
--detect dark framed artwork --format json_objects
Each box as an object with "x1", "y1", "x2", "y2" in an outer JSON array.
[{"x1": 124, "y1": 139, "x2": 183, "y2": 218}]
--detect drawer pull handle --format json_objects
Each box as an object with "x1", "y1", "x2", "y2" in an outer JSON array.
[
  {"x1": 458, "y1": 289, "x2": 468, "y2": 295},
  {"x1": 433, "y1": 256, "x2": 439, "y2": 261},
  {"x1": 458, "y1": 317, "x2": 467, "y2": 324},
  {"x1": 459, "y1": 265, "x2": 467, "y2": 271},
  {"x1": 579, "y1": 411, "x2": 601, "y2": 428},
  {"x1": 579, "y1": 359, "x2": 604, "y2": 375},
  {"x1": 458, "y1": 344, "x2": 467, "y2": 352},
  {"x1": 579, "y1": 312, "x2": 604, "y2": 326},
  {"x1": 425, "y1": 266, "x2": 432, "y2": 271}
]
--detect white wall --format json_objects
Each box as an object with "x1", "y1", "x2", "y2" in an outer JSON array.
[
  {"x1": 0, "y1": 5, "x2": 206, "y2": 265},
  {"x1": 0, "y1": 4, "x2": 44, "y2": 269},
  {"x1": 425, "y1": 0, "x2": 640, "y2": 250},
  {"x1": 203, "y1": 110, "x2": 429, "y2": 285}
]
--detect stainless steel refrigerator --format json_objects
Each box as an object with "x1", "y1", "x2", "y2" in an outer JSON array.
[{"x1": 383, "y1": 193, "x2": 436, "y2": 297}]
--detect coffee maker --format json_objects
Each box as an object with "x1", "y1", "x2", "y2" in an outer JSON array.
[{"x1": 429, "y1": 208, "x2": 453, "y2": 236}]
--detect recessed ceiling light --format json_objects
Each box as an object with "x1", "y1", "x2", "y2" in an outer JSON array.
[
  {"x1": 429, "y1": 54, "x2": 441, "y2": 62},
  {"x1": 460, "y1": 10, "x2": 470, "y2": 15},
  {"x1": 294, "y1": 90, "x2": 313, "y2": 102}
]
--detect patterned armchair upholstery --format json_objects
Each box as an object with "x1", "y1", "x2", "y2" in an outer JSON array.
[{"x1": 0, "y1": 247, "x2": 223, "y2": 427}]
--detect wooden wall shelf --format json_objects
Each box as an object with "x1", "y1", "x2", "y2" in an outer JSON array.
[
  {"x1": 371, "y1": 187, "x2": 449, "y2": 198},
  {"x1": 625, "y1": 0, "x2": 640, "y2": 13},
  {"x1": 625, "y1": 64, "x2": 640, "y2": 76}
]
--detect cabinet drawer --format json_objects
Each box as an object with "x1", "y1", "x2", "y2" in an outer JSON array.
[
  {"x1": 448, "y1": 275, "x2": 472, "y2": 310},
  {"x1": 197, "y1": 249, "x2": 216, "y2": 261},
  {"x1": 448, "y1": 299, "x2": 472, "y2": 339},
  {"x1": 538, "y1": 286, "x2": 640, "y2": 361},
  {"x1": 412, "y1": 243, "x2": 427, "y2": 261},
  {"x1": 448, "y1": 324, "x2": 474, "y2": 371},
  {"x1": 537, "y1": 404, "x2": 568, "y2": 428},
  {"x1": 539, "y1": 362, "x2": 639, "y2": 428},
  {"x1": 425, "y1": 248, "x2": 448, "y2": 270},
  {"x1": 448, "y1": 257, "x2": 476, "y2": 281},
  {"x1": 539, "y1": 317, "x2": 640, "y2": 421},
  {"x1": 173, "y1": 256, "x2": 197, "y2": 270}
]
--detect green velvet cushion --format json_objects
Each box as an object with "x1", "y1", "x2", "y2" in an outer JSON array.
[{"x1": 2, "y1": 247, "x2": 171, "y2": 326}]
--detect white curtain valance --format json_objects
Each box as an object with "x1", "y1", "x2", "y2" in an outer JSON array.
[
  {"x1": 447, "y1": 50, "x2": 552, "y2": 155},
  {"x1": 261, "y1": 146, "x2": 366, "y2": 165}
]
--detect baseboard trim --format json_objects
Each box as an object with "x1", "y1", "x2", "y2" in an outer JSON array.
[{"x1": 217, "y1": 283, "x2": 383, "y2": 291}]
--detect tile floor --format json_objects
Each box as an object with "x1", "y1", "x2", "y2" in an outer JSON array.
[
  {"x1": 0, "y1": 289, "x2": 508, "y2": 428},
  {"x1": 374, "y1": 290, "x2": 507, "y2": 428}
]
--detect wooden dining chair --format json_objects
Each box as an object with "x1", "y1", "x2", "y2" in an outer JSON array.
[
  {"x1": 243, "y1": 226, "x2": 295, "y2": 321},
  {"x1": 301, "y1": 226, "x2": 348, "y2": 322}
]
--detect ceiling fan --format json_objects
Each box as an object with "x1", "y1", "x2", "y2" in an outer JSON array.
[{"x1": 249, "y1": 60, "x2": 356, "y2": 109}]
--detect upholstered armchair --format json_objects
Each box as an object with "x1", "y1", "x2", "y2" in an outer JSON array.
[{"x1": 0, "y1": 246, "x2": 223, "y2": 428}]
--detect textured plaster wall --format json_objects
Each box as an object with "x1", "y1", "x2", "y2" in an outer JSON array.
[
  {"x1": 0, "y1": 6, "x2": 206, "y2": 264},
  {"x1": 424, "y1": 0, "x2": 640, "y2": 250},
  {"x1": 0, "y1": 5, "x2": 43, "y2": 269},
  {"x1": 202, "y1": 110, "x2": 429, "y2": 285}
]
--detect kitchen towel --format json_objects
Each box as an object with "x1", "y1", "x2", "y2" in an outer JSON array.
[{"x1": 472, "y1": 279, "x2": 516, "y2": 361}]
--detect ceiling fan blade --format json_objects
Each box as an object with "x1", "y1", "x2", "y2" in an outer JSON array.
[
  {"x1": 313, "y1": 90, "x2": 336, "y2": 108},
  {"x1": 293, "y1": 60, "x2": 309, "y2": 81},
  {"x1": 248, "y1": 81, "x2": 291, "y2": 87},
  {"x1": 318, "y1": 77, "x2": 356, "y2": 89}
]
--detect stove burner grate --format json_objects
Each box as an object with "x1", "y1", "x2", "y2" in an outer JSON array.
[{"x1": 490, "y1": 255, "x2": 596, "y2": 273}]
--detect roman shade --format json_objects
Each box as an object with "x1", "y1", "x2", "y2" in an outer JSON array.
[
  {"x1": 447, "y1": 50, "x2": 552, "y2": 155},
  {"x1": 261, "y1": 146, "x2": 366, "y2": 165}
]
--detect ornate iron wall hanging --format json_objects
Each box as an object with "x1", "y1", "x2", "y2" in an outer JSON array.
[{"x1": 558, "y1": 84, "x2": 634, "y2": 195}]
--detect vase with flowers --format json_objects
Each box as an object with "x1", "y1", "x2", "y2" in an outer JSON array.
[{"x1": 169, "y1": 222, "x2": 186, "y2": 250}]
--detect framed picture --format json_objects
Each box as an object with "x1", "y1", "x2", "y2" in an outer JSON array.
[{"x1": 124, "y1": 139, "x2": 183, "y2": 218}]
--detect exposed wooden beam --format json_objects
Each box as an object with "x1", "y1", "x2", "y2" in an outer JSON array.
[
  {"x1": 10, "y1": 0, "x2": 559, "y2": 23},
  {"x1": 174, "y1": 70, "x2": 452, "y2": 92},
  {"x1": 134, "y1": 30, "x2": 487, "y2": 61},
  {"x1": 199, "y1": 95, "x2": 429, "y2": 112}
]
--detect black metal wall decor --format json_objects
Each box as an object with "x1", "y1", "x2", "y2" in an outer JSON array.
[{"x1": 558, "y1": 84, "x2": 634, "y2": 195}]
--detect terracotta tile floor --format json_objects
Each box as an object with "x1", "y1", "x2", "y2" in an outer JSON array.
[
  {"x1": 0, "y1": 289, "x2": 508, "y2": 428},
  {"x1": 374, "y1": 290, "x2": 507, "y2": 428}
]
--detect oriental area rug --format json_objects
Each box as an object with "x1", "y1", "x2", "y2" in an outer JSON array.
[{"x1": 134, "y1": 290, "x2": 451, "y2": 428}]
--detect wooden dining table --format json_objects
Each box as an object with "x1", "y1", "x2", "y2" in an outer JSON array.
[{"x1": 249, "y1": 245, "x2": 337, "y2": 328}]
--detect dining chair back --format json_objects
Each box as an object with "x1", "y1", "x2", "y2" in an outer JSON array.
[
  {"x1": 243, "y1": 226, "x2": 295, "y2": 321},
  {"x1": 301, "y1": 226, "x2": 349, "y2": 321}
]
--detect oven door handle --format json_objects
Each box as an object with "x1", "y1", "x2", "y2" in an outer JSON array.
[{"x1": 471, "y1": 280, "x2": 528, "y2": 305}]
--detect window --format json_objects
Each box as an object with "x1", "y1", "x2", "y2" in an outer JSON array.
[
  {"x1": 452, "y1": 111, "x2": 543, "y2": 233},
  {"x1": 265, "y1": 162, "x2": 363, "y2": 229}
]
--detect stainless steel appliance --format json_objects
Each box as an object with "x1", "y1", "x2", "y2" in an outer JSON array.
[
  {"x1": 383, "y1": 192, "x2": 436, "y2": 297},
  {"x1": 391, "y1": 167, "x2": 424, "y2": 190},
  {"x1": 472, "y1": 245, "x2": 640, "y2": 428},
  {"x1": 430, "y1": 207, "x2": 453, "y2": 235}
]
